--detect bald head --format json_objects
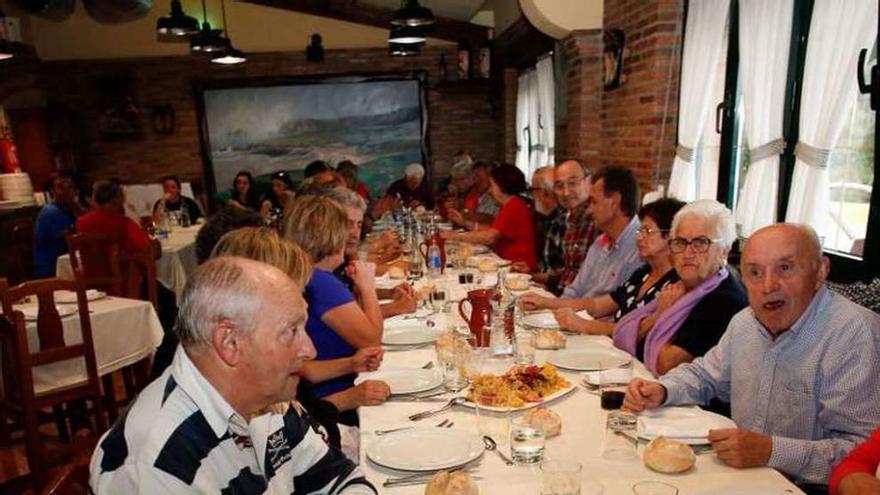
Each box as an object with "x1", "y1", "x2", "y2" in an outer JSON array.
[
  {"x1": 176, "y1": 256, "x2": 305, "y2": 349},
  {"x1": 741, "y1": 223, "x2": 829, "y2": 335}
]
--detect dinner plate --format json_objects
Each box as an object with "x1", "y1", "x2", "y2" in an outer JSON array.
[
  {"x1": 355, "y1": 368, "x2": 443, "y2": 395},
  {"x1": 382, "y1": 326, "x2": 445, "y2": 346},
  {"x1": 522, "y1": 310, "x2": 594, "y2": 329},
  {"x1": 637, "y1": 407, "x2": 737, "y2": 445},
  {"x1": 20, "y1": 305, "x2": 78, "y2": 322},
  {"x1": 547, "y1": 348, "x2": 631, "y2": 371},
  {"x1": 367, "y1": 428, "x2": 484, "y2": 472},
  {"x1": 54, "y1": 290, "x2": 106, "y2": 304},
  {"x1": 460, "y1": 382, "x2": 577, "y2": 412}
]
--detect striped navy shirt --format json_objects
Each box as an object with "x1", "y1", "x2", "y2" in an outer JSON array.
[
  {"x1": 90, "y1": 347, "x2": 376, "y2": 494},
  {"x1": 660, "y1": 286, "x2": 880, "y2": 485}
]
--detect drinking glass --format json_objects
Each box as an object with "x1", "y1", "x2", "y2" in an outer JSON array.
[
  {"x1": 541, "y1": 460, "x2": 583, "y2": 495},
  {"x1": 510, "y1": 415, "x2": 545, "y2": 464},
  {"x1": 602, "y1": 411, "x2": 638, "y2": 461},
  {"x1": 514, "y1": 331, "x2": 536, "y2": 365},
  {"x1": 475, "y1": 354, "x2": 514, "y2": 441},
  {"x1": 357, "y1": 242, "x2": 370, "y2": 262},
  {"x1": 436, "y1": 333, "x2": 470, "y2": 392},
  {"x1": 631, "y1": 481, "x2": 678, "y2": 495},
  {"x1": 430, "y1": 286, "x2": 448, "y2": 313}
]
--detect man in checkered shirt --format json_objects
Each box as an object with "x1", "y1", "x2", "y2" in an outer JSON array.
[
  {"x1": 624, "y1": 224, "x2": 880, "y2": 489},
  {"x1": 90, "y1": 257, "x2": 376, "y2": 494}
]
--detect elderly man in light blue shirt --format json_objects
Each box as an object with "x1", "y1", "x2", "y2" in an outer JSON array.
[
  {"x1": 520, "y1": 165, "x2": 642, "y2": 312},
  {"x1": 624, "y1": 223, "x2": 880, "y2": 487}
]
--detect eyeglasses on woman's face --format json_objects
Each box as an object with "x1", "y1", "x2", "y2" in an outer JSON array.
[
  {"x1": 668, "y1": 236, "x2": 721, "y2": 254},
  {"x1": 636, "y1": 226, "x2": 669, "y2": 237}
]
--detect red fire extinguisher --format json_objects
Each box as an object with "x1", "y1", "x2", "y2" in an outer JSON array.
[{"x1": 0, "y1": 126, "x2": 21, "y2": 173}]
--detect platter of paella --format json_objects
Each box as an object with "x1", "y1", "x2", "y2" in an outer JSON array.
[{"x1": 462, "y1": 363, "x2": 575, "y2": 412}]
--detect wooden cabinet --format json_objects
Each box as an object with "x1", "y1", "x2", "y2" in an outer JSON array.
[{"x1": 0, "y1": 206, "x2": 39, "y2": 284}]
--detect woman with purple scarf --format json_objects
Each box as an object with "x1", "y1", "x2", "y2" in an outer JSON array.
[{"x1": 613, "y1": 199, "x2": 747, "y2": 376}]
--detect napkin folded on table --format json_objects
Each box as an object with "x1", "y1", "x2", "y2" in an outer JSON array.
[
  {"x1": 637, "y1": 413, "x2": 717, "y2": 439},
  {"x1": 582, "y1": 368, "x2": 632, "y2": 385}
]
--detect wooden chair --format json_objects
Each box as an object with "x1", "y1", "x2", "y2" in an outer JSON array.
[
  {"x1": 65, "y1": 232, "x2": 158, "y2": 414},
  {"x1": 0, "y1": 275, "x2": 107, "y2": 489},
  {"x1": 39, "y1": 430, "x2": 96, "y2": 495}
]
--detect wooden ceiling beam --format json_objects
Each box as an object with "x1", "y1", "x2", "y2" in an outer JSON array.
[{"x1": 237, "y1": 0, "x2": 490, "y2": 47}]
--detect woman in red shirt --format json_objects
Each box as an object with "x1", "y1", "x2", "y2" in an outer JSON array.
[
  {"x1": 830, "y1": 426, "x2": 880, "y2": 495},
  {"x1": 442, "y1": 163, "x2": 538, "y2": 271}
]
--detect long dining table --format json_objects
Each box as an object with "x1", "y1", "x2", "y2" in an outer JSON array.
[{"x1": 359, "y1": 259, "x2": 803, "y2": 495}]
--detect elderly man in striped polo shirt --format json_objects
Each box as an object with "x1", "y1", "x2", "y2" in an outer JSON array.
[
  {"x1": 90, "y1": 257, "x2": 376, "y2": 494},
  {"x1": 624, "y1": 224, "x2": 880, "y2": 490}
]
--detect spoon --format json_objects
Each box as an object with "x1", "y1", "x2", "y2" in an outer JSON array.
[
  {"x1": 482, "y1": 435, "x2": 514, "y2": 466},
  {"x1": 408, "y1": 397, "x2": 465, "y2": 421}
]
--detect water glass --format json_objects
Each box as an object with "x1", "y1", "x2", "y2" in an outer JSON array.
[
  {"x1": 430, "y1": 286, "x2": 448, "y2": 313},
  {"x1": 602, "y1": 411, "x2": 638, "y2": 461},
  {"x1": 357, "y1": 242, "x2": 370, "y2": 262},
  {"x1": 514, "y1": 331, "x2": 536, "y2": 365},
  {"x1": 474, "y1": 391, "x2": 511, "y2": 442},
  {"x1": 631, "y1": 481, "x2": 678, "y2": 495},
  {"x1": 541, "y1": 460, "x2": 583, "y2": 495},
  {"x1": 510, "y1": 415, "x2": 545, "y2": 464}
]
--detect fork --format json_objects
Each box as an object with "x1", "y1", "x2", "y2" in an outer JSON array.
[{"x1": 374, "y1": 419, "x2": 454, "y2": 436}]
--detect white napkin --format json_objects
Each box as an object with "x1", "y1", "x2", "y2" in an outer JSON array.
[
  {"x1": 55, "y1": 289, "x2": 104, "y2": 304},
  {"x1": 583, "y1": 368, "x2": 633, "y2": 385},
  {"x1": 20, "y1": 305, "x2": 77, "y2": 321},
  {"x1": 638, "y1": 410, "x2": 719, "y2": 439}
]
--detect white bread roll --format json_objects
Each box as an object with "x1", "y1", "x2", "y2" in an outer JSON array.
[
  {"x1": 425, "y1": 471, "x2": 479, "y2": 495},
  {"x1": 524, "y1": 407, "x2": 562, "y2": 437},
  {"x1": 388, "y1": 266, "x2": 406, "y2": 279},
  {"x1": 643, "y1": 436, "x2": 696, "y2": 473},
  {"x1": 534, "y1": 329, "x2": 566, "y2": 350}
]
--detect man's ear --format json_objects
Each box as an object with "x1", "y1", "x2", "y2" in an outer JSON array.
[
  {"x1": 816, "y1": 255, "x2": 831, "y2": 288},
  {"x1": 212, "y1": 320, "x2": 242, "y2": 367}
]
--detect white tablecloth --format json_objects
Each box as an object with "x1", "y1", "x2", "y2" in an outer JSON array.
[
  {"x1": 14, "y1": 296, "x2": 164, "y2": 395},
  {"x1": 358, "y1": 265, "x2": 803, "y2": 495},
  {"x1": 56, "y1": 225, "x2": 201, "y2": 303}
]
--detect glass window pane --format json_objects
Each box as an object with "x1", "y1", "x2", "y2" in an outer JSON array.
[{"x1": 823, "y1": 49, "x2": 876, "y2": 258}]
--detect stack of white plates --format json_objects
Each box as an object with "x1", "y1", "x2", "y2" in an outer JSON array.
[{"x1": 0, "y1": 173, "x2": 35, "y2": 206}]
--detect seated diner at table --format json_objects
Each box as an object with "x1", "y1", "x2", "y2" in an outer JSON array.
[
  {"x1": 152, "y1": 175, "x2": 203, "y2": 224},
  {"x1": 282, "y1": 195, "x2": 389, "y2": 424},
  {"x1": 259, "y1": 171, "x2": 295, "y2": 218},
  {"x1": 830, "y1": 426, "x2": 880, "y2": 495},
  {"x1": 612, "y1": 199, "x2": 746, "y2": 375},
  {"x1": 440, "y1": 162, "x2": 538, "y2": 272},
  {"x1": 624, "y1": 223, "x2": 880, "y2": 489},
  {"x1": 553, "y1": 197, "x2": 684, "y2": 335},
  {"x1": 224, "y1": 170, "x2": 262, "y2": 212},
  {"x1": 209, "y1": 226, "x2": 384, "y2": 457}
]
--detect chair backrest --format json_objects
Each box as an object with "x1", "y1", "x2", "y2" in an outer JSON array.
[
  {"x1": 65, "y1": 232, "x2": 124, "y2": 297},
  {"x1": 124, "y1": 242, "x2": 158, "y2": 311},
  {"x1": 0, "y1": 275, "x2": 103, "y2": 404}
]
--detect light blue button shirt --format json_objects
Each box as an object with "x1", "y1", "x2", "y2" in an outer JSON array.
[
  {"x1": 659, "y1": 287, "x2": 880, "y2": 485},
  {"x1": 562, "y1": 215, "x2": 641, "y2": 299}
]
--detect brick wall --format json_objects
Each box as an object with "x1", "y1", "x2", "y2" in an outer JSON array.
[
  {"x1": 38, "y1": 46, "x2": 499, "y2": 193},
  {"x1": 553, "y1": 0, "x2": 684, "y2": 192}
]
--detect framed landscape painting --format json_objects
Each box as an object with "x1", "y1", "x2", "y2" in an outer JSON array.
[{"x1": 196, "y1": 73, "x2": 428, "y2": 207}]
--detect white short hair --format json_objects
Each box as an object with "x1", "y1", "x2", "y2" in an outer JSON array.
[
  {"x1": 532, "y1": 166, "x2": 555, "y2": 192},
  {"x1": 175, "y1": 257, "x2": 263, "y2": 348},
  {"x1": 323, "y1": 186, "x2": 367, "y2": 212},
  {"x1": 670, "y1": 199, "x2": 737, "y2": 250},
  {"x1": 405, "y1": 163, "x2": 425, "y2": 179}
]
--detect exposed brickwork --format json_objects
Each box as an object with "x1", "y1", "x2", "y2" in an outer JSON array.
[
  {"x1": 552, "y1": 0, "x2": 684, "y2": 192},
  {"x1": 37, "y1": 46, "x2": 498, "y2": 192},
  {"x1": 498, "y1": 67, "x2": 518, "y2": 164}
]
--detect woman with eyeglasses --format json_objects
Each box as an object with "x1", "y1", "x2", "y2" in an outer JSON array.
[
  {"x1": 553, "y1": 197, "x2": 685, "y2": 335},
  {"x1": 613, "y1": 199, "x2": 747, "y2": 376}
]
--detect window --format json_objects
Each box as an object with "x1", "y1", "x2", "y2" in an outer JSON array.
[{"x1": 713, "y1": 0, "x2": 879, "y2": 278}]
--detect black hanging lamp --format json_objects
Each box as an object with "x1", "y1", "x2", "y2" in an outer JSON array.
[
  {"x1": 156, "y1": 0, "x2": 200, "y2": 37},
  {"x1": 388, "y1": 25, "x2": 427, "y2": 44},
  {"x1": 190, "y1": 0, "x2": 228, "y2": 53},
  {"x1": 391, "y1": 0, "x2": 434, "y2": 27},
  {"x1": 211, "y1": 0, "x2": 246, "y2": 64},
  {"x1": 389, "y1": 42, "x2": 421, "y2": 57}
]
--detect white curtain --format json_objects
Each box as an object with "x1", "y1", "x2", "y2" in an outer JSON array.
[
  {"x1": 526, "y1": 70, "x2": 541, "y2": 176},
  {"x1": 535, "y1": 56, "x2": 556, "y2": 169},
  {"x1": 515, "y1": 72, "x2": 531, "y2": 175},
  {"x1": 734, "y1": 0, "x2": 794, "y2": 236},
  {"x1": 785, "y1": 0, "x2": 877, "y2": 235},
  {"x1": 695, "y1": 25, "x2": 729, "y2": 200},
  {"x1": 667, "y1": 0, "x2": 730, "y2": 201}
]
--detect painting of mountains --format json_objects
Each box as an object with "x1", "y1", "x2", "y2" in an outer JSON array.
[{"x1": 202, "y1": 79, "x2": 424, "y2": 199}]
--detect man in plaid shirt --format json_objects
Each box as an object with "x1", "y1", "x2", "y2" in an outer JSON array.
[{"x1": 545, "y1": 159, "x2": 597, "y2": 295}]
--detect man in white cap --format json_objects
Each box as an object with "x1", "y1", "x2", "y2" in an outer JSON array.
[{"x1": 384, "y1": 162, "x2": 434, "y2": 209}]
